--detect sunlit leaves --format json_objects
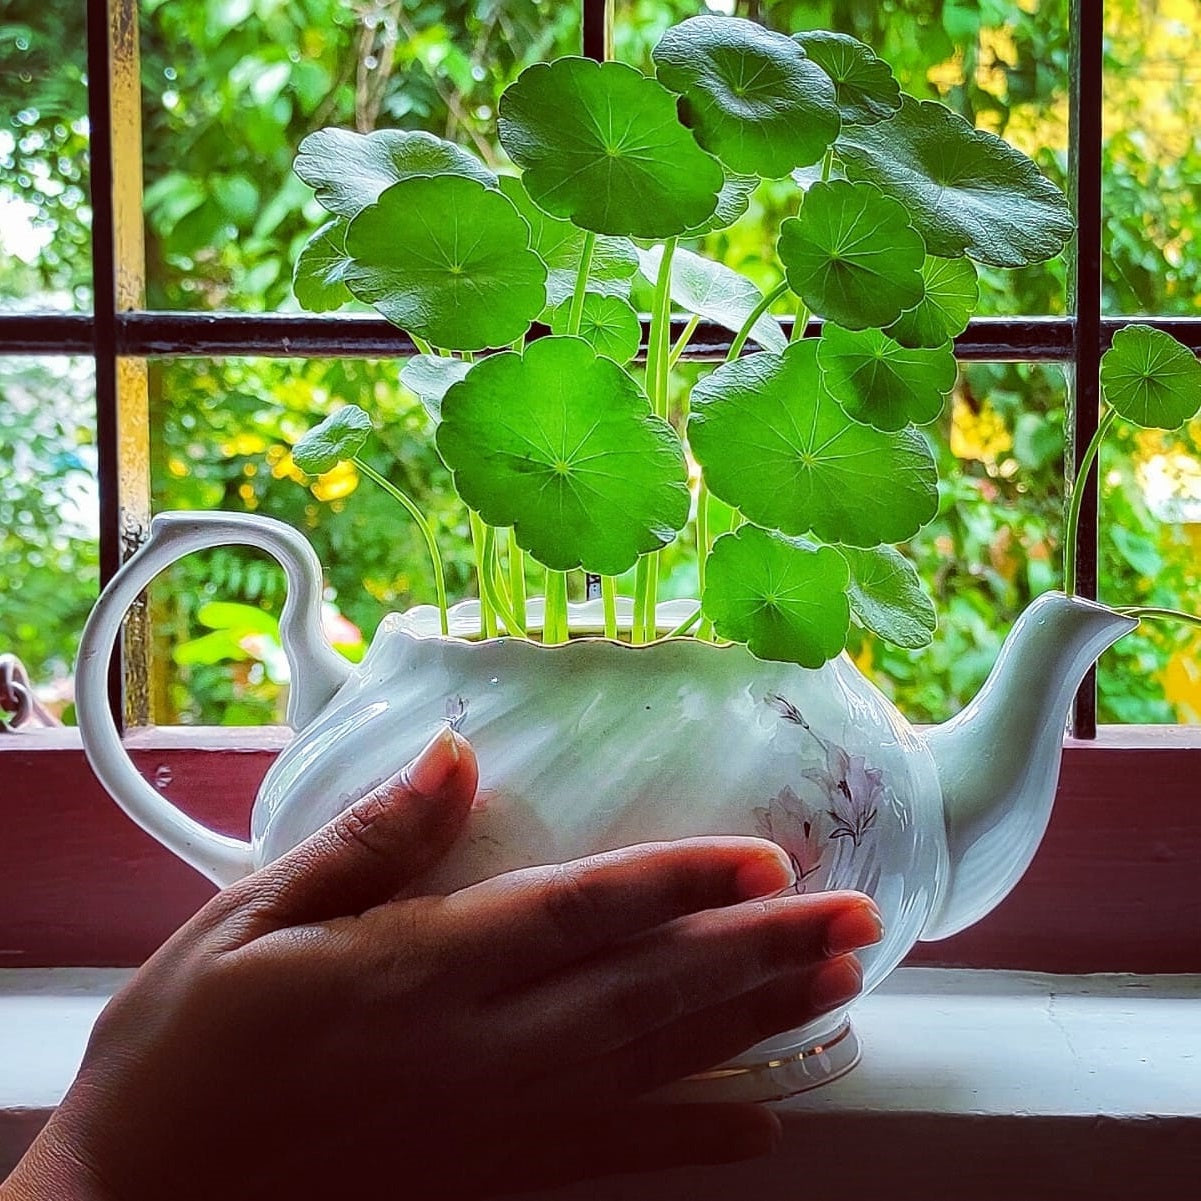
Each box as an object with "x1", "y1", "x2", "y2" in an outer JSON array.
[
  {"x1": 342, "y1": 176, "x2": 546, "y2": 351},
  {"x1": 436, "y1": 337, "x2": 689, "y2": 573},
  {"x1": 887, "y1": 256, "x2": 978, "y2": 349},
  {"x1": 653, "y1": 15, "x2": 840, "y2": 178},
  {"x1": 840, "y1": 545, "x2": 936, "y2": 649},
  {"x1": 549, "y1": 293, "x2": 642, "y2": 364},
  {"x1": 818, "y1": 325, "x2": 956, "y2": 430},
  {"x1": 703, "y1": 526, "x2": 850, "y2": 667},
  {"x1": 838, "y1": 98, "x2": 1074, "y2": 266},
  {"x1": 497, "y1": 57, "x2": 723, "y2": 238},
  {"x1": 778, "y1": 179, "x2": 924, "y2": 329},
  {"x1": 399, "y1": 355, "x2": 474, "y2": 423},
  {"x1": 1100, "y1": 324, "x2": 1201, "y2": 429},
  {"x1": 294, "y1": 128, "x2": 497, "y2": 220},
  {"x1": 293, "y1": 405, "x2": 372, "y2": 475},
  {"x1": 793, "y1": 31, "x2": 901, "y2": 127},
  {"x1": 292, "y1": 218, "x2": 352, "y2": 312},
  {"x1": 688, "y1": 342, "x2": 939, "y2": 547}
]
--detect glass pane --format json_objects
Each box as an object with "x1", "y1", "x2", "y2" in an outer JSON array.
[
  {"x1": 1102, "y1": 0, "x2": 1201, "y2": 317},
  {"x1": 613, "y1": 1, "x2": 1070, "y2": 318},
  {"x1": 139, "y1": 0, "x2": 580, "y2": 314},
  {"x1": 0, "y1": 356, "x2": 98, "y2": 724},
  {"x1": 0, "y1": 3, "x2": 91, "y2": 312}
]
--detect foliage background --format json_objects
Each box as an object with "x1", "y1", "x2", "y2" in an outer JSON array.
[{"x1": 2, "y1": 0, "x2": 1200, "y2": 725}]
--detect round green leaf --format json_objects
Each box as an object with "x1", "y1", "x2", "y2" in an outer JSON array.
[
  {"x1": 688, "y1": 341, "x2": 939, "y2": 546},
  {"x1": 793, "y1": 30, "x2": 901, "y2": 127},
  {"x1": 840, "y1": 545, "x2": 936, "y2": 649},
  {"x1": 684, "y1": 172, "x2": 758, "y2": 236},
  {"x1": 703, "y1": 526, "x2": 850, "y2": 667},
  {"x1": 497, "y1": 57, "x2": 724, "y2": 238},
  {"x1": 636, "y1": 244, "x2": 787, "y2": 353},
  {"x1": 293, "y1": 405, "x2": 372, "y2": 475},
  {"x1": 294, "y1": 127, "x2": 497, "y2": 220},
  {"x1": 1100, "y1": 324, "x2": 1201, "y2": 430},
  {"x1": 549, "y1": 293, "x2": 642, "y2": 365},
  {"x1": 818, "y1": 324, "x2": 956, "y2": 431},
  {"x1": 293, "y1": 218, "x2": 352, "y2": 313},
  {"x1": 399, "y1": 355, "x2": 474, "y2": 423},
  {"x1": 778, "y1": 179, "x2": 924, "y2": 330},
  {"x1": 498, "y1": 175, "x2": 638, "y2": 309},
  {"x1": 887, "y1": 255, "x2": 979, "y2": 349},
  {"x1": 342, "y1": 176, "x2": 547, "y2": 352},
  {"x1": 652, "y1": 16, "x2": 840, "y2": 179},
  {"x1": 838, "y1": 97, "x2": 1074, "y2": 267},
  {"x1": 436, "y1": 337, "x2": 690, "y2": 574}
]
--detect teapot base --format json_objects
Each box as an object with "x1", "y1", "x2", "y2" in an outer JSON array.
[{"x1": 654, "y1": 1017, "x2": 860, "y2": 1104}]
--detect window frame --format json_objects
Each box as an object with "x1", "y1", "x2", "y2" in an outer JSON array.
[{"x1": 1, "y1": 0, "x2": 1200, "y2": 970}]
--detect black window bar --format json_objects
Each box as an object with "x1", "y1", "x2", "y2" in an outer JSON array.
[{"x1": 5, "y1": 0, "x2": 1201, "y2": 735}]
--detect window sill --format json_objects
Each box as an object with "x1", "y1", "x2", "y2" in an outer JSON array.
[{"x1": 2, "y1": 968, "x2": 1198, "y2": 1197}]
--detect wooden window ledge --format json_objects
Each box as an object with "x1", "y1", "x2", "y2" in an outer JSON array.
[{"x1": 2, "y1": 967, "x2": 1198, "y2": 1198}]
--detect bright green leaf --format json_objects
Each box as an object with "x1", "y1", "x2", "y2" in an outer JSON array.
[
  {"x1": 818, "y1": 324, "x2": 956, "y2": 430},
  {"x1": 793, "y1": 30, "x2": 901, "y2": 127},
  {"x1": 688, "y1": 341, "x2": 939, "y2": 546},
  {"x1": 399, "y1": 355, "x2": 474, "y2": 423},
  {"x1": 778, "y1": 179, "x2": 924, "y2": 329},
  {"x1": 293, "y1": 405, "x2": 372, "y2": 475},
  {"x1": 343, "y1": 176, "x2": 547, "y2": 351},
  {"x1": 292, "y1": 218, "x2": 352, "y2": 313},
  {"x1": 887, "y1": 255, "x2": 978, "y2": 349},
  {"x1": 1100, "y1": 324, "x2": 1201, "y2": 429},
  {"x1": 637, "y1": 244, "x2": 787, "y2": 353},
  {"x1": 497, "y1": 57, "x2": 723, "y2": 238},
  {"x1": 838, "y1": 97, "x2": 1074, "y2": 267},
  {"x1": 703, "y1": 526, "x2": 850, "y2": 667},
  {"x1": 436, "y1": 337, "x2": 690, "y2": 573},
  {"x1": 294, "y1": 127, "x2": 497, "y2": 220},
  {"x1": 839, "y1": 545, "x2": 936, "y2": 648},
  {"x1": 652, "y1": 15, "x2": 840, "y2": 179},
  {"x1": 549, "y1": 293, "x2": 642, "y2": 365}
]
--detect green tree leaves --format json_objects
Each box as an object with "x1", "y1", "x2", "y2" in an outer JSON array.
[{"x1": 1101, "y1": 324, "x2": 1201, "y2": 429}]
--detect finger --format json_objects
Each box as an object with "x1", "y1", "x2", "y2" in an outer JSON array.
[
  {"x1": 440, "y1": 837, "x2": 799, "y2": 994},
  {"x1": 227, "y1": 727, "x2": 478, "y2": 934},
  {"x1": 489, "y1": 890, "x2": 880, "y2": 1071}
]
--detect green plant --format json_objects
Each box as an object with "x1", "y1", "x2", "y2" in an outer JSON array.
[{"x1": 288, "y1": 12, "x2": 1079, "y2": 666}]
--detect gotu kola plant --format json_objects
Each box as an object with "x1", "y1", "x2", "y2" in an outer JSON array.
[{"x1": 287, "y1": 13, "x2": 1077, "y2": 665}]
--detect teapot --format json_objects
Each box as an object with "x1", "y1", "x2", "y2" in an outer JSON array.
[{"x1": 76, "y1": 511, "x2": 1136, "y2": 1099}]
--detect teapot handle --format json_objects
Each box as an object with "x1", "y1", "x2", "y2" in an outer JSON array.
[{"x1": 76, "y1": 511, "x2": 351, "y2": 887}]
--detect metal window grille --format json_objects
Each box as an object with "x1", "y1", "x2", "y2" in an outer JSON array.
[{"x1": 4, "y1": 0, "x2": 1201, "y2": 736}]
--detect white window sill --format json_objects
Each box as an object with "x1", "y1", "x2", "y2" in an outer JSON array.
[{"x1": 2, "y1": 968, "x2": 1199, "y2": 1197}]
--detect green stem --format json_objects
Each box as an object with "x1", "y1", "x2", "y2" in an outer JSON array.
[
  {"x1": 568, "y1": 230, "x2": 597, "y2": 336},
  {"x1": 631, "y1": 556, "x2": 649, "y2": 645},
  {"x1": 469, "y1": 511, "x2": 497, "y2": 639},
  {"x1": 698, "y1": 615, "x2": 715, "y2": 641},
  {"x1": 410, "y1": 334, "x2": 433, "y2": 356},
  {"x1": 696, "y1": 479, "x2": 710, "y2": 600},
  {"x1": 729, "y1": 280, "x2": 790, "y2": 361},
  {"x1": 668, "y1": 314, "x2": 700, "y2": 369},
  {"x1": 665, "y1": 607, "x2": 702, "y2": 638},
  {"x1": 791, "y1": 300, "x2": 811, "y2": 343},
  {"x1": 478, "y1": 523, "x2": 523, "y2": 637},
  {"x1": 821, "y1": 146, "x2": 834, "y2": 183},
  {"x1": 1064, "y1": 407, "x2": 1118, "y2": 596},
  {"x1": 507, "y1": 530, "x2": 527, "y2": 636},
  {"x1": 353, "y1": 457, "x2": 448, "y2": 636},
  {"x1": 544, "y1": 568, "x2": 568, "y2": 645},
  {"x1": 1113, "y1": 606, "x2": 1201, "y2": 629},
  {"x1": 602, "y1": 574, "x2": 618, "y2": 641},
  {"x1": 649, "y1": 238, "x2": 678, "y2": 419}
]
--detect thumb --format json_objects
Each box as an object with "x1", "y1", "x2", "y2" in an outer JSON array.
[{"x1": 244, "y1": 726, "x2": 478, "y2": 929}]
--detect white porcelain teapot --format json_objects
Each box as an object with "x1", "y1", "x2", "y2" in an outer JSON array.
[{"x1": 76, "y1": 511, "x2": 1135, "y2": 1098}]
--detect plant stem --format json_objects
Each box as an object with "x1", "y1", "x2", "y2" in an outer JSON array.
[
  {"x1": 602, "y1": 574, "x2": 618, "y2": 640},
  {"x1": 1114, "y1": 606, "x2": 1201, "y2": 630},
  {"x1": 649, "y1": 238, "x2": 678, "y2": 419},
  {"x1": 469, "y1": 511, "x2": 497, "y2": 639},
  {"x1": 478, "y1": 523, "x2": 523, "y2": 636},
  {"x1": 669, "y1": 314, "x2": 700, "y2": 369},
  {"x1": 411, "y1": 335, "x2": 434, "y2": 356},
  {"x1": 568, "y1": 230, "x2": 597, "y2": 336},
  {"x1": 791, "y1": 300, "x2": 811, "y2": 343},
  {"x1": 507, "y1": 530, "x2": 527, "y2": 635},
  {"x1": 729, "y1": 280, "x2": 790, "y2": 361},
  {"x1": 665, "y1": 607, "x2": 703, "y2": 638},
  {"x1": 821, "y1": 146, "x2": 834, "y2": 183},
  {"x1": 544, "y1": 568, "x2": 568, "y2": 645},
  {"x1": 631, "y1": 556, "x2": 649, "y2": 645},
  {"x1": 1064, "y1": 407, "x2": 1118, "y2": 596},
  {"x1": 696, "y1": 479, "x2": 710, "y2": 598},
  {"x1": 353, "y1": 457, "x2": 448, "y2": 636}
]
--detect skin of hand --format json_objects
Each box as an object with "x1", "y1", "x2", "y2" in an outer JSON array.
[{"x1": 2, "y1": 728, "x2": 883, "y2": 1201}]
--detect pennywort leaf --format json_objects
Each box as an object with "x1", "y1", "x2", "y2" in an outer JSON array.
[
  {"x1": 549, "y1": 293, "x2": 643, "y2": 365},
  {"x1": 793, "y1": 30, "x2": 901, "y2": 127},
  {"x1": 293, "y1": 405, "x2": 372, "y2": 475},
  {"x1": 1100, "y1": 324, "x2": 1201, "y2": 430},
  {"x1": 840, "y1": 545, "x2": 936, "y2": 648},
  {"x1": 399, "y1": 355, "x2": 474, "y2": 423},
  {"x1": 292, "y1": 218, "x2": 353, "y2": 313},
  {"x1": 887, "y1": 255, "x2": 979, "y2": 349}
]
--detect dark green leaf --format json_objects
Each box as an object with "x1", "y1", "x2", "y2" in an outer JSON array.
[
  {"x1": 887, "y1": 255, "x2": 979, "y2": 349},
  {"x1": 778, "y1": 179, "x2": 924, "y2": 329},
  {"x1": 550, "y1": 293, "x2": 642, "y2": 364},
  {"x1": 685, "y1": 172, "x2": 758, "y2": 236},
  {"x1": 343, "y1": 176, "x2": 547, "y2": 351},
  {"x1": 436, "y1": 337, "x2": 690, "y2": 573},
  {"x1": 498, "y1": 57, "x2": 724, "y2": 238},
  {"x1": 292, "y1": 218, "x2": 352, "y2": 313},
  {"x1": 653, "y1": 15, "x2": 840, "y2": 179},
  {"x1": 1100, "y1": 324, "x2": 1201, "y2": 429},
  {"x1": 688, "y1": 341, "x2": 939, "y2": 546},
  {"x1": 793, "y1": 30, "x2": 901, "y2": 127},
  {"x1": 840, "y1": 545, "x2": 936, "y2": 648},
  {"x1": 703, "y1": 526, "x2": 850, "y2": 667},
  {"x1": 838, "y1": 97, "x2": 1074, "y2": 266},
  {"x1": 293, "y1": 405, "x2": 372, "y2": 475},
  {"x1": 399, "y1": 355, "x2": 474, "y2": 423}
]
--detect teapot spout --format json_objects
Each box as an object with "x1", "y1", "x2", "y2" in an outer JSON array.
[{"x1": 920, "y1": 592, "x2": 1137, "y2": 941}]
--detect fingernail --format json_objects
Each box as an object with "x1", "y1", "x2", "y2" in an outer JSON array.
[
  {"x1": 810, "y1": 955, "x2": 863, "y2": 1013},
  {"x1": 735, "y1": 848, "x2": 797, "y2": 899},
  {"x1": 401, "y1": 726, "x2": 460, "y2": 798},
  {"x1": 825, "y1": 902, "x2": 883, "y2": 956}
]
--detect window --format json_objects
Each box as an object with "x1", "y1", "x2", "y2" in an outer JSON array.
[{"x1": 1, "y1": 1, "x2": 1198, "y2": 970}]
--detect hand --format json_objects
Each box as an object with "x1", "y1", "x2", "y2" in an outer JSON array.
[{"x1": 4, "y1": 728, "x2": 882, "y2": 1201}]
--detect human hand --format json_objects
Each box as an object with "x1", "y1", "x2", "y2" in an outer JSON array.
[{"x1": 4, "y1": 728, "x2": 882, "y2": 1201}]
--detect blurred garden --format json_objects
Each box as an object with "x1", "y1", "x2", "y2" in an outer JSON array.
[{"x1": 2, "y1": 0, "x2": 1201, "y2": 725}]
